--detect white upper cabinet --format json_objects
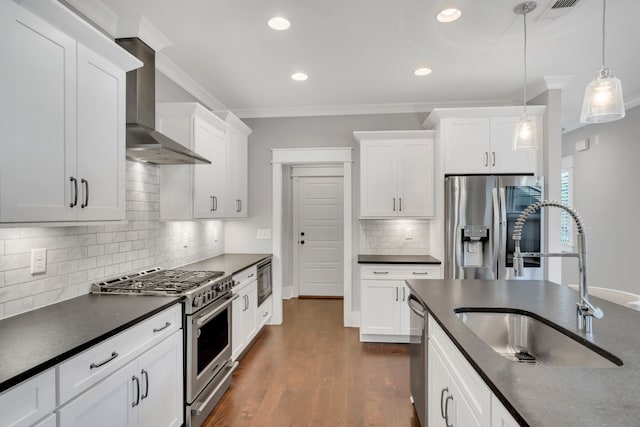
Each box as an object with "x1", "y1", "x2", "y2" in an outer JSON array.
[
  {"x1": 218, "y1": 112, "x2": 251, "y2": 219},
  {"x1": 76, "y1": 45, "x2": 127, "y2": 221},
  {"x1": 355, "y1": 131, "x2": 435, "y2": 218},
  {"x1": 157, "y1": 103, "x2": 228, "y2": 220},
  {"x1": 424, "y1": 106, "x2": 545, "y2": 175},
  {"x1": 0, "y1": 0, "x2": 139, "y2": 224}
]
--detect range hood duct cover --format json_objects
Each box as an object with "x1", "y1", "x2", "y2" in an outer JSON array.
[{"x1": 115, "y1": 37, "x2": 211, "y2": 165}]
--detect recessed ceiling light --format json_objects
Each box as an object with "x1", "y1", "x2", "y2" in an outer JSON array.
[
  {"x1": 414, "y1": 67, "x2": 433, "y2": 76},
  {"x1": 291, "y1": 72, "x2": 308, "y2": 81},
  {"x1": 436, "y1": 8, "x2": 462, "y2": 23},
  {"x1": 268, "y1": 16, "x2": 291, "y2": 31}
]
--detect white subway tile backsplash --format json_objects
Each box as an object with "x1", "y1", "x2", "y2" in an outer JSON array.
[
  {"x1": 360, "y1": 219, "x2": 430, "y2": 255},
  {"x1": 0, "y1": 161, "x2": 225, "y2": 319},
  {"x1": 5, "y1": 239, "x2": 32, "y2": 254},
  {"x1": 5, "y1": 297, "x2": 34, "y2": 317},
  {"x1": 87, "y1": 245, "x2": 105, "y2": 257},
  {"x1": 104, "y1": 243, "x2": 119, "y2": 255}
]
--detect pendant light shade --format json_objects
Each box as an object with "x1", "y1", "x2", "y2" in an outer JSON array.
[
  {"x1": 580, "y1": 0, "x2": 625, "y2": 123},
  {"x1": 514, "y1": 114, "x2": 537, "y2": 150},
  {"x1": 513, "y1": 2, "x2": 537, "y2": 151}
]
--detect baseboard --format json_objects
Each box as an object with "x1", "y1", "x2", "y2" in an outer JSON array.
[{"x1": 298, "y1": 295, "x2": 344, "y2": 299}]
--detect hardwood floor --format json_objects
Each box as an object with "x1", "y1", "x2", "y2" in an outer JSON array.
[{"x1": 204, "y1": 298, "x2": 420, "y2": 427}]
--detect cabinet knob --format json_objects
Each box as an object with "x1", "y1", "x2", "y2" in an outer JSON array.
[{"x1": 300, "y1": 240, "x2": 305, "y2": 245}]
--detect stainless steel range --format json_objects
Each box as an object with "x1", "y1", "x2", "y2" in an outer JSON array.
[{"x1": 93, "y1": 268, "x2": 238, "y2": 427}]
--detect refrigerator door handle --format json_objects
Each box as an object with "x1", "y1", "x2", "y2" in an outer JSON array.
[
  {"x1": 492, "y1": 187, "x2": 500, "y2": 279},
  {"x1": 499, "y1": 186, "x2": 508, "y2": 277}
]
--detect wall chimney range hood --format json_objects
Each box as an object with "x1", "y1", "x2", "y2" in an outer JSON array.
[{"x1": 116, "y1": 37, "x2": 211, "y2": 165}]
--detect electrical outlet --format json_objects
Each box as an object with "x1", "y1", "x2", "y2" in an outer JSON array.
[
  {"x1": 257, "y1": 228, "x2": 272, "y2": 240},
  {"x1": 405, "y1": 228, "x2": 413, "y2": 240},
  {"x1": 31, "y1": 248, "x2": 47, "y2": 275}
]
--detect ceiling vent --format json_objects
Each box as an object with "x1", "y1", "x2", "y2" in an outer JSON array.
[{"x1": 539, "y1": 0, "x2": 582, "y2": 20}]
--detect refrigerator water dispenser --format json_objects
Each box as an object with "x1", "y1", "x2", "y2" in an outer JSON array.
[{"x1": 462, "y1": 225, "x2": 489, "y2": 267}]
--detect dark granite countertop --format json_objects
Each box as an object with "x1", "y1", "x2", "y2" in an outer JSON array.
[
  {"x1": 180, "y1": 253, "x2": 271, "y2": 276},
  {"x1": 0, "y1": 294, "x2": 182, "y2": 393},
  {"x1": 406, "y1": 279, "x2": 640, "y2": 427},
  {"x1": 358, "y1": 254, "x2": 441, "y2": 264}
]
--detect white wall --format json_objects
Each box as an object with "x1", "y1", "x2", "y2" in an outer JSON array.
[
  {"x1": 0, "y1": 161, "x2": 224, "y2": 320},
  {"x1": 223, "y1": 113, "x2": 428, "y2": 311},
  {"x1": 561, "y1": 105, "x2": 640, "y2": 294}
]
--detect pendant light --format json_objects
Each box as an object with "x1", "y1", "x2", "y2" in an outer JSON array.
[
  {"x1": 580, "y1": 0, "x2": 625, "y2": 123},
  {"x1": 513, "y1": 2, "x2": 537, "y2": 150}
]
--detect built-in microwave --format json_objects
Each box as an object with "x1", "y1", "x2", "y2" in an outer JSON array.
[{"x1": 257, "y1": 258, "x2": 272, "y2": 307}]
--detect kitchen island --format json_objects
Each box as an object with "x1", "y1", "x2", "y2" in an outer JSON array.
[{"x1": 407, "y1": 279, "x2": 640, "y2": 427}]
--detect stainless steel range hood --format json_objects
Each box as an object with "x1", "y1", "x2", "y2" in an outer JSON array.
[{"x1": 116, "y1": 38, "x2": 211, "y2": 165}]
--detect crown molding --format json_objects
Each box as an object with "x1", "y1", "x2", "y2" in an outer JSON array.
[
  {"x1": 232, "y1": 99, "x2": 512, "y2": 119},
  {"x1": 60, "y1": 0, "x2": 118, "y2": 36},
  {"x1": 526, "y1": 75, "x2": 575, "y2": 102},
  {"x1": 116, "y1": 15, "x2": 172, "y2": 51},
  {"x1": 562, "y1": 96, "x2": 640, "y2": 134},
  {"x1": 156, "y1": 53, "x2": 228, "y2": 112}
]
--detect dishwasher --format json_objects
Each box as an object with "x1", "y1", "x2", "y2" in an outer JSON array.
[{"x1": 408, "y1": 291, "x2": 428, "y2": 427}]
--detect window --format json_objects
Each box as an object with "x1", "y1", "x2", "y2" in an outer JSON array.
[{"x1": 560, "y1": 156, "x2": 574, "y2": 248}]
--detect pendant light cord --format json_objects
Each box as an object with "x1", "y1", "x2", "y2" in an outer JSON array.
[
  {"x1": 602, "y1": 0, "x2": 606, "y2": 69},
  {"x1": 522, "y1": 6, "x2": 528, "y2": 115}
]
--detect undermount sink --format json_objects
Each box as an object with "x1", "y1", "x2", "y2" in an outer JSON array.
[{"x1": 455, "y1": 308, "x2": 623, "y2": 368}]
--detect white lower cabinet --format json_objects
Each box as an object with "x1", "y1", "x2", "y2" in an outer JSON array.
[
  {"x1": 429, "y1": 316, "x2": 491, "y2": 426},
  {"x1": 58, "y1": 330, "x2": 183, "y2": 427},
  {"x1": 33, "y1": 413, "x2": 57, "y2": 427},
  {"x1": 58, "y1": 358, "x2": 138, "y2": 427},
  {"x1": 491, "y1": 399, "x2": 520, "y2": 427},
  {"x1": 257, "y1": 296, "x2": 273, "y2": 329},
  {"x1": 232, "y1": 278, "x2": 258, "y2": 361},
  {"x1": 428, "y1": 315, "x2": 524, "y2": 427},
  {"x1": 0, "y1": 369, "x2": 56, "y2": 427},
  {"x1": 360, "y1": 264, "x2": 441, "y2": 342},
  {"x1": 429, "y1": 342, "x2": 483, "y2": 427}
]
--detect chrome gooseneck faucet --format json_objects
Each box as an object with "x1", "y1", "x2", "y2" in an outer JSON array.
[{"x1": 512, "y1": 200, "x2": 603, "y2": 333}]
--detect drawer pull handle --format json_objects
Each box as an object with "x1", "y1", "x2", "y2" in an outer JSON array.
[
  {"x1": 263, "y1": 312, "x2": 269, "y2": 317},
  {"x1": 248, "y1": 273, "x2": 255, "y2": 278},
  {"x1": 153, "y1": 321, "x2": 171, "y2": 333},
  {"x1": 412, "y1": 272, "x2": 429, "y2": 275},
  {"x1": 90, "y1": 351, "x2": 118, "y2": 369},
  {"x1": 373, "y1": 271, "x2": 389, "y2": 275}
]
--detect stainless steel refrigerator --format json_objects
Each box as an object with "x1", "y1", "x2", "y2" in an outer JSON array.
[{"x1": 445, "y1": 175, "x2": 544, "y2": 280}]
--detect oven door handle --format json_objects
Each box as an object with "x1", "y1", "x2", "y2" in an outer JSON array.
[{"x1": 196, "y1": 295, "x2": 239, "y2": 327}]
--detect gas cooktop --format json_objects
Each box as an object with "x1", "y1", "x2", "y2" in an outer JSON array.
[{"x1": 92, "y1": 268, "x2": 225, "y2": 295}]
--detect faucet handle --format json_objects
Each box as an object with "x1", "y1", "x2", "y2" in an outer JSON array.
[{"x1": 578, "y1": 300, "x2": 604, "y2": 319}]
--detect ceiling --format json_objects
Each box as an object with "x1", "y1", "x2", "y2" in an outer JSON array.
[{"x1": 93, "y1": 0, "x2": 639, "y2": 131}]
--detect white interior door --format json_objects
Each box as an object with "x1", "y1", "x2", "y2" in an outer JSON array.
[{"x1": 295, "y1": 176, "x2": 344, "y2": 296}]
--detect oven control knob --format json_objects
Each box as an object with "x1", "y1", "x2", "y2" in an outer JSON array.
[{"x1": 192, "y1": 296, "x2": 202, "y2": 307}]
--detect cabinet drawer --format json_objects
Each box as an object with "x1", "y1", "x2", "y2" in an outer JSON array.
[
  {"x1": 0, "y1": 369, "x2": 55, "y2": 427},
  {"x1": 429, "y1": 316, "x2": 491, "y2": 426},
  {"x1": 361, "y1": 264, "x2": 441, "y2": 280},
  {"x1": 258, "y1": 296, "x2": 273, "y2": 328},
  {"x1": 58, "y1": 304, "x2": 181, "y2": 404},
  {"x1": 233, "y1": 265, "x2": 257, "y2": 289}
]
